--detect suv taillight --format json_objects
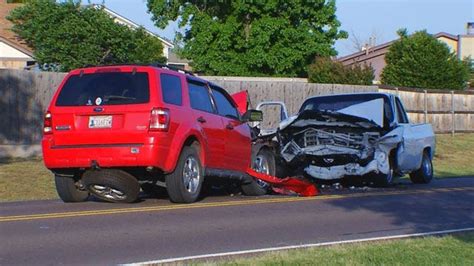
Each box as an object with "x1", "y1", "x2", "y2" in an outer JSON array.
[
  {"x1": 149, "y1": 108, "x2": 170, "y2": 131},
  {"x1": 43, "y1": 111, "x2": 52, "y2": 134}
]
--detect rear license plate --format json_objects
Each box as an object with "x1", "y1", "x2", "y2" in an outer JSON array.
[{"x1": 89, "y1": 116, "x2": 112, "y2": 128}]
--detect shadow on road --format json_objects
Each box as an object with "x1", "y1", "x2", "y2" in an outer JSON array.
[{"x1": 320, "y1": 178, "x2": 474, "y2": 236}]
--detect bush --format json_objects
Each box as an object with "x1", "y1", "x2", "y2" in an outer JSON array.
[
  {"x1": 381, "y1": 29, "x2": 469, "y2": 90},
  {"x1": 308, "y1": 57, "x2": 374, "y2": 85}
]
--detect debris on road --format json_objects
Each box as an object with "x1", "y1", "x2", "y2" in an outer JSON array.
[{"x1": 246, "y1": 168, "x2": 319, "y2": 196}]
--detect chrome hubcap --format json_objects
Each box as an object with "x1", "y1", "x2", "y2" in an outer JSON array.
[
  {"x1": 183, "y1": 156, "x2": 200, "y2": 194},
  {"x1": 90, "y1": 185, "x2": 126, "y2": 201},
  {"x1": 253, "y1": 155, "x2": 270, "y2": 188},
  {"x1": 423, "y1": 157, "x2": 432, "y2": 176}
]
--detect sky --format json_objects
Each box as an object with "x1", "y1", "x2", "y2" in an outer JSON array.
[{"x1": 90, "y1": 0, "x2": 473, "y2": 57}]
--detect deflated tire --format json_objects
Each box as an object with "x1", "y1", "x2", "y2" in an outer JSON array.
[{"x1": 82, "y1": 169, "x2": 140, "y2": 203}]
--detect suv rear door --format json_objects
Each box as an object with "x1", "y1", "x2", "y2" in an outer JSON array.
[{"x1": 50, "y1": 67, "x2": 154, "y2": 147}]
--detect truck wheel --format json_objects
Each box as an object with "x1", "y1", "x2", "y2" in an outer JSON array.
[
  {"x1": 55, "y1": 175, "x2": 89, "y2": 203},
  {"x1": 241, "y1": 149, "x2": 275, "y2": 196},
  {"x1": 166, "y1": 145, "x2": 203, "y2": 203},
  {"x1": 410, "y1": 151, "x2": 433, "y2": 184},
  {"x1": 82, "y1": 169, "x2": 140, "y2": 203}
]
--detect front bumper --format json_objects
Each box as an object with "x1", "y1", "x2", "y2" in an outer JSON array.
[{"x1": 304, "y1": 151, "x2": 390, "y2": 180}]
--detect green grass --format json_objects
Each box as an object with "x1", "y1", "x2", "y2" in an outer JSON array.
[
  {"x1": 200, "y1": 233, "x2": 474, "y2": 266},
  {"x1": 0, "y1": 134, "x2": 473, "y2": 202},
  {"x1": 433, "y1": 134, "x2": 474, "y2": 177},
  {"x1": 0, "y1": 158, "x2": 56, "y2": 201}
]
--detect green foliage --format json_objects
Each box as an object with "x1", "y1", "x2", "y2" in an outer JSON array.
[
  {"x1": 147, "y1": 0, "x2": 347, "y2": 77},
  {"x1": 7, "y1": 0, "x2": 166, "y2": 72},
  {"x1": 308, "y1": 57, "x2": 374, "y2": 85},
  {"x1": 465, "y1": 57, "x2": 474, "y2": 89},
  {"x1": 381, "y1": 30, "x2": 469, "y2": 90}
]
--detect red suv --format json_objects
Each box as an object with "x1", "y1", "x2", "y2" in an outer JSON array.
[{"x1": 42, "y1": 64, "x2": 263, "y2": 203}]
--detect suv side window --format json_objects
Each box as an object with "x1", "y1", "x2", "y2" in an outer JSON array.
[
  {"x1": 395, "y1": 97, "x2": 409, "y2": 124},
  {"x1": 160, "y1": 73, "x2": 182, "y2": 106},
  {"x1": 210, "y1": 86, "x2": 239, "y2": 120},
  {"x1": 188, "y1": 81, "x2": 214, "y2": 113}
]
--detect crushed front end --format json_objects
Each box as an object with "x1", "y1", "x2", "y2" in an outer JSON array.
[{"x1": 270, "y1": 95, "x2": 401, "y2": 182}]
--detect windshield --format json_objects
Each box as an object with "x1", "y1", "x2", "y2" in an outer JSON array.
[
  {"x1": 299, "y1": 94, "x2": 394, "y2": 127},
  {"x1": 56, "y1": 72, "x2": 150, "y2": 106}
]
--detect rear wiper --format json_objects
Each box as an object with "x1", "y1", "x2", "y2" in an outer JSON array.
[{"x1": 104, "y1": 95, "x2": 136, "y2": 101}]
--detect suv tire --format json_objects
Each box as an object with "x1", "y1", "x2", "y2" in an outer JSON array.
[
  {"x1": 83, "y1": 169, "x2": 140, "y2": 203},
  {"x1": 55, "y1": 175, "x2": 89, "y2": 202},
  {"x1": 166, "y1": 145, "x2": 203, "y2": 203}
]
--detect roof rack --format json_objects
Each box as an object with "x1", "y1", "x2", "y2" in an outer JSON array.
[
  {"x1": 82, "y1": 62, "x2": 196, "y2": 76},
  {"x1": 149, "y1": 62, "x2": 195, "y2": 76}
]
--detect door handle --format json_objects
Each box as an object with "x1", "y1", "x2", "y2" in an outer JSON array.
[
  {"x1": 226, "y1": 123, "x2": 234, "y2": 130},
  {"x1": 197, "y1": 116, "x2": 206, "y2": 123}
]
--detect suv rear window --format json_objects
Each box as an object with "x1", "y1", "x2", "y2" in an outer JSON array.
[{"x1": 56, "y1": 72, "x2": 150, "y2": 106}]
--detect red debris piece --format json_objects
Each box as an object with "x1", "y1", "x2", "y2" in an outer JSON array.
[
  {"x1": 230, "y1": 91, "x2": 249, "y2": 115},
  {"x1": 246, "y1": 168, "x2": 319, "y2": 197}
]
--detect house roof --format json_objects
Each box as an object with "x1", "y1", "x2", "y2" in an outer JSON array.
[
  {"x1": 434, "y1": 32, "x2": 458, "y2": 41},
  {"x1": 168, "y1": 51, "x2": 190, "y2": 64},
  {"x1": 92, "y1": 4, "x2": 174, "y2": 49},
  {"x1": 337, "y1": 32, "x2": 459, "y2": 63},
  {"x1": 0, "y1": 36, "x2": 33, "y2": 57},
  {"x1": 337, "y1": 40, "x2": 394, "y2": 62},
  {"x1": 0, "y1": 1, "x2": 34, "y2": 57}
]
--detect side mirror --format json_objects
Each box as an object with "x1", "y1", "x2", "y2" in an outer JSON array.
[{"x1": 242, "y1": 109, "x2": 263, "y2": 122}]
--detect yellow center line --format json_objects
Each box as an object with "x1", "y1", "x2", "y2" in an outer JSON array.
[{"x1": 0, "y1": 187, "x2": 472, "y2": 223}]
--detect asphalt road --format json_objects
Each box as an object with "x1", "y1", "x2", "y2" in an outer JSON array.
[{"x1": 1, "y1": 177, "x2": 473, "y2": 265}]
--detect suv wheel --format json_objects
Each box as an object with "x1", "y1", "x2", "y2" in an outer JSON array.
[
  {"x1": 166, "y1": 145, "x2": 203, "y2": 203},
  {"x1": 82, "y1": 169, "x2": 140, "y2": 203},
  {"x1": 55, "y1": 175, "x2": 89, "y2": 202},
  {"x1": 241, "y1": 149, "x2": 275, "y2": 196}
]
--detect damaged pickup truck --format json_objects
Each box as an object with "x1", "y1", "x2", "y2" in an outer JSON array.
[{"x1": 252, "y1": 93, "x2": 435, "y2": 189}]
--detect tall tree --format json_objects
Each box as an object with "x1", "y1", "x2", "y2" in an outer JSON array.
[
  {"x1": 8, "y1": 0, "x2": 166, "y2": 72},
  {"x1": 381, "y1": 29, "x2": 469, "y2": 90},
  {"x1": 147, "y1": 0, "x2": 347, "y2": 77}
]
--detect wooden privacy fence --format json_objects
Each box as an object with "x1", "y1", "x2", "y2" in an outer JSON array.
[
  {"x1": 378, "y1": 85, "x2": 474, "y2": 134},
  {"x1": 1, "y1": 69, "x2": 473, "y2": 157}
]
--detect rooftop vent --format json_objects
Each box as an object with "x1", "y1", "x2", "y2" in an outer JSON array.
[{"x1": 467, "y1": 22, "x2": 474, "y2": 35}]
